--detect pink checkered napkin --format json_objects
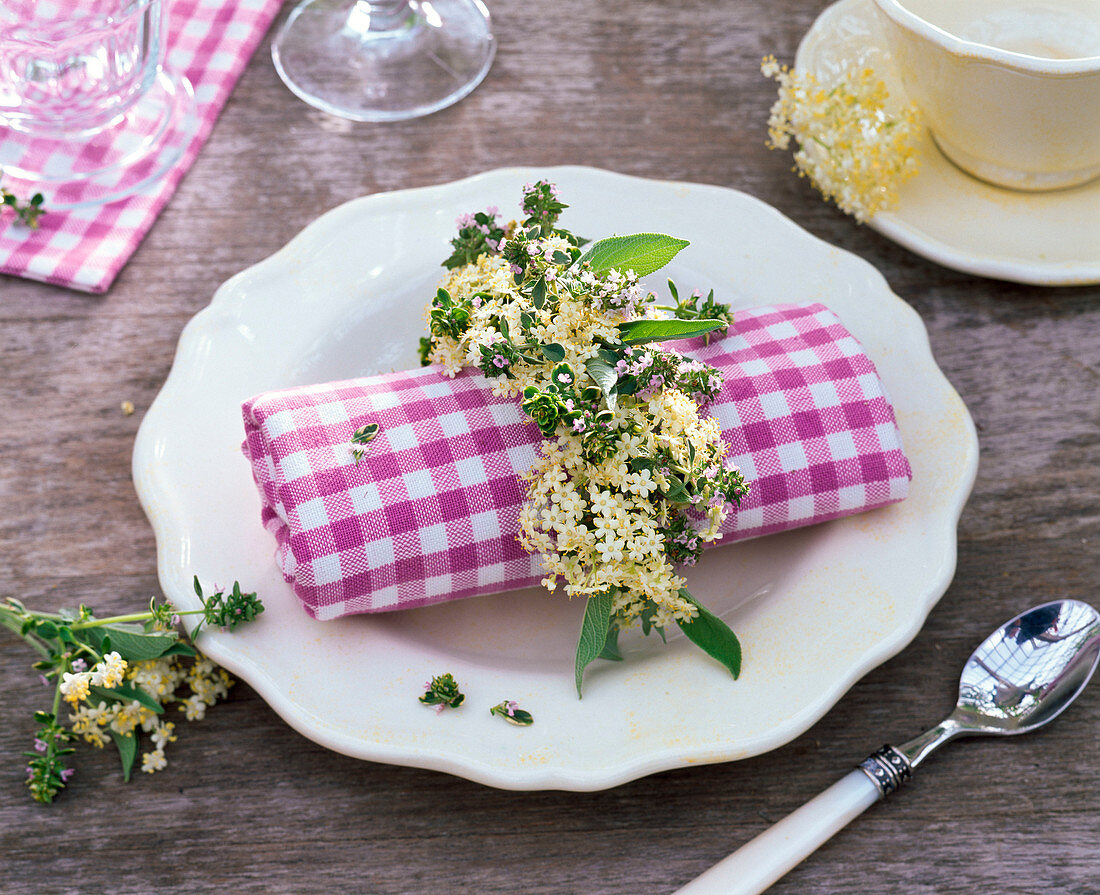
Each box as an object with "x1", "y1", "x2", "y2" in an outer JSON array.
[
  {"x1": 0, "y1": 0, "x2": 281, "y2": 293},
  {"x1": 242, "y1": 304, "x2": 912, "y2": 621}
]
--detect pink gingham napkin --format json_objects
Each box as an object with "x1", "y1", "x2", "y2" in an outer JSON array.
[
  {"x1": 242, "y1": 304, "x2": 913, "y2": 621},
  {"x1": 0, "y1": 0, "x2": 281, "y2": 293}
]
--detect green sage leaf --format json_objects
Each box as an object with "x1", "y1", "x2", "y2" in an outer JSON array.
[
  {"x1": 83, "y1": 626, "x2": 183, "y2": 663},
  {"x1": 89, "y1": 683, "x2": 164, "y2": 715},
  {"x1": 598, "y1": 624, "x2": 624, "y2": 661},
  {"x1": 158, "y1": 641, "x2": 197, "y2": 658},
  {"x1": 675, "y1": 589, "x2": 742, "y2": 678},
  {"x1": 531, "y1": 277, "x2": 547, "y2": 309},
  {"x1": 584, "y1": 357, "x2": 619, "y2": 412},
  {"x1": 617, "y1": 318, "x2": 727, "y2": 346},
  {"x1": 574, "y1": 592, "x2": 614, "y2": 697},
  {"x1": 108, "y1": 730, "x2": 138, "y2": 783},
  {"x1": 541, "y1": 342, "x2": 566, "y2": 364},
  {"x1": 578, "y1": 233, "x2": 689, "y2": 278}
]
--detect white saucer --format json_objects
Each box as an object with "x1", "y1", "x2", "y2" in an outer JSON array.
[{"x1": 796, "y1": 0, "x2": 1100, "y2": 286}]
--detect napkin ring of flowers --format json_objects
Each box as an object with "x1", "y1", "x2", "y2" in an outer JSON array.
[{"x1": 418, "y1": 182, "x2": 748, "y2": 693}]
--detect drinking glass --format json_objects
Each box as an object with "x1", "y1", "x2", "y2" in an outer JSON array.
[
  {"x1": 0, "y1": 0, "x2": 197, "y2": 208},
  {"x1": 271, "y1": 0, "x2": 495, "y2": 122}
]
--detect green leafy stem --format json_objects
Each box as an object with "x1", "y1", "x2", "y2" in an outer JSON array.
[{"x1": 1, "y1": 578, "x2": 263, "y2": 802}]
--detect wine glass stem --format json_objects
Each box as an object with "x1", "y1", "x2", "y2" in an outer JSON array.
[{"x1": 345, "y1": 0, "x2": 417, "y2": 36}]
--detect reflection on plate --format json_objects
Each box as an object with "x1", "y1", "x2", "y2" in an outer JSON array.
[
  {"x1": 797, "y1": 0, "x2": 1100, "y2": 286},
  {"x1": 133, "y1": 167, "x2": 977, "y2": 790}
]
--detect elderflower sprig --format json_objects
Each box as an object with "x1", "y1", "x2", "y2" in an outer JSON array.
[
  {"x1": 419, "y1": 182, "x2": 749, "y2": 695},
  {"x1": 1, "y1": 581, "x2": 263, "y2": 803},
  {"x1": 761, "y1": 55, "x2": 921, "y2": 222}
]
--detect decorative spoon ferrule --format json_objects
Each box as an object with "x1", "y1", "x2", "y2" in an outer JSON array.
[{"x1": 857, "y1": 744, "x2": 913, "y2": 796}]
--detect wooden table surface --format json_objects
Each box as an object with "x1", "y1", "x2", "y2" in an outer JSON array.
[{"x1": 3, "y1": 2, "x2": 1098, "y2": 893}]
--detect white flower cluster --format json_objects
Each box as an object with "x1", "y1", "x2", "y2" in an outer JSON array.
[
  {"x1": 67, "y1": 651, "x2": 232, "y2": 774},
  {"x1": 59, "y1": 651, "x2": 127, "y2": 706},
  {"x1": 762, "y1": 55, "x2": 921, "y2": 222},
  {"x1": 425, "y1": 238, "x2": 739, "y2": 630}
]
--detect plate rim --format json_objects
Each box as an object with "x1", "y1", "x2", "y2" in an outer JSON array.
[{"x1": 133, "y1": 166, "x2": 979, "y2": 790}]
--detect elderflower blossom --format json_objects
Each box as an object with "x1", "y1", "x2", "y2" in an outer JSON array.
[
  {"x1": 762, "y1": 55, "x2": 921, "y2": 222},
  {"x1": 420, "y1": 194, "x2": 749, "y2": 633},
  {"x1": 59, "y1": 670, "x2": 91, "y2": 706},
  {"x1": 66, "y1": 651, "x2": 233, "y2": 774},
  {"x1": 90, "y1": 651, "x2": 127, "y2": 688}
]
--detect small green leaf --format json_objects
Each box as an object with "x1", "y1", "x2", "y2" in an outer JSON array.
[
  {"x1": 662, "y1": 475, "x2": 691, "y2": 504},
  {"x1": 506, "y1": 708, "x2": 535, "y2": 726},
  {"x1": 617, "y1": 318, "x2": 727, "y2": 346},
  {"x1": 541, "y1": 342, "x2": 566, "y2": 364},
  {"x1": 598, "y1": 624, "x2": 624, "y2": 661},
  {"x1": 193, "y1": 576, "x2": 203, "y2": 598},
  {"x1": 531, "y1": 277, "x2": 547, "y2": 309},
  {"x1": 574, "y1": 592, "x2": 614, "y2": 697},
  {"x1": 89, "y1": 684, "x2": 164, "y2": 715},
  {"x1": 489, "y1": 701, "x2": 535, "y2": 726},
  {"x1": 676, "y1": 589, "x2": 742, "y2": 678},
  {"x1": 108, "y1": 730, "x2": 138, "y2": 782},
  {"x1": 584, "y1": 357, "x2": 620, "y2": 411},
  {"x1": 578, "y1": 233, "x2": 689, "y2": 278},
  {"x1": 35, "y1": 620, "x2": 59, "y2": 640}
]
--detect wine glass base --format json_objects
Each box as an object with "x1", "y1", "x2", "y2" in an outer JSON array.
[
  {"x1": 0, "y1": 69, "x2": 198, "y2": 210},
  {"x1": 272, "y1": 0, "x2": 496, "y2": 122}
]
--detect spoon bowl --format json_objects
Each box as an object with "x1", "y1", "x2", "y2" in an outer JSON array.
[
  {"x1": 955, "y1": 599, "x2": 1100, "y2": 734},
  {"x1": 901, "y1": 599, "x2": 1100, "y2": 767}
]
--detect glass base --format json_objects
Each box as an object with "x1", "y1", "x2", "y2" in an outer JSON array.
[
  {"x1": 272, "y1": 0, "x2": 495, "y2": 122},
  {"x1": 0, "y1": 69, "x2": 197, "y2": 209}
]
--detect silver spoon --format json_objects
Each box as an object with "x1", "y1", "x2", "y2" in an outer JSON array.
[{"x1": 674, "y1": 599, "x2": 1100, "y2": 895}]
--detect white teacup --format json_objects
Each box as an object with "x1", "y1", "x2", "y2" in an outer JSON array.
[{"x1": 872, "y1": 0, "x2": 1100, "y2": 191}]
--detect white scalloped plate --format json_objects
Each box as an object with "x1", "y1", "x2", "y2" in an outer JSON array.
[
  {"x1": 797, "y1": 0, "x2": 1100, "y2": 286},
  {"x1": 133, "y1": 167, "x2": 977, "y2": 790}
]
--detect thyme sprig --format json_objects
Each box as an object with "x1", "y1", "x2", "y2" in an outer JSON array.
[
  {"x1": 419, "y1": 673, "x2": 465, "y2": 710},
  {"x1": 1, "y1": 174, "x2": 45, "y2": 229},
  {"x1": 490, "y1": 700, "x2": 534, "y2": 726},
  {"x1": 1, "y1": 580, "x2": 264, "y2": 803}
]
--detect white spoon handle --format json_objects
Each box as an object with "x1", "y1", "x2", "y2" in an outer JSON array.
[{"x1": 672, "y1": 769, "x2": 882, "y2": 895}]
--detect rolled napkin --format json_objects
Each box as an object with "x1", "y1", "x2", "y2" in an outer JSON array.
[{"x1": 243, "y1": 303, "x2": 912, "y2": 620}]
